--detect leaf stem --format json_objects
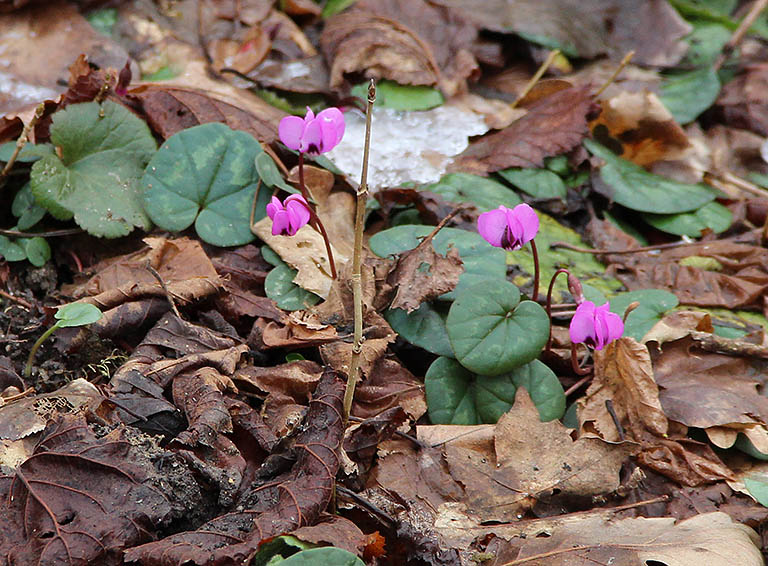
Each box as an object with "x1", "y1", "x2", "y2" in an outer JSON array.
[
  {"x1": 545, "y1": 268, "x2": 570, "y2": 352},
  {"x1": 24, "y1": 323, "x2": 60, "y2": 378},
  {"x1": 0, "y1": 102, "x2": 45, "y2": 188},
  {"x1": 298, "y1": 152, "x2": 337, "y2": 279},
  {"x1": 343, "y1": 79, "x2": 376, "y2": 423}
]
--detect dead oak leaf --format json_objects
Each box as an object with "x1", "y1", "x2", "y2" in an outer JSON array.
[
  {"x1": 451, "y1": 85, "x2": 595, "y2": 175},
  {"x1": 320, "y1": 0, "x2": 478, "y2": 96},
  {"x1": 389, "y1": 235, "x2": 463, "y2": 313}
]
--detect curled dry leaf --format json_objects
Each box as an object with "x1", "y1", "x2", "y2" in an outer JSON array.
[
  {"x1": 352, "y1": 357, "x2": 427, "y2": 421},
  {"x1": 591, "y1": 90, "x2": 691, "y2": 166},
  {"x1": 388, "y1": 233, "x2": 463, "y2": 313},
  {"x1": 451, "y1": 85, "x2": 595, "y2": 175},
  {"x1": 124, "y1": 369, "x2": 346, "y2": 566},
  {"x1": 172, "y1": 367, "x2": 237, "y2": 448},
  {"x1": 321, "y1": 0, "x2": 478, "y2": 96},
  {"x1": 716, "y1": 65, "x2": 768, "y2": 137}
]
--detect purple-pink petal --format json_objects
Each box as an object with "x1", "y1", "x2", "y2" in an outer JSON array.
[
  {"x1": 569, "y1": 301, "x2": 597, "y2": 345},
  {"x1": 513, "y1": 203, "x2": 539, "y2": 244},
  {"x1": 285, "y1": 195, "x2": 311, "y2": 233},
  {"x1": 278, "y1": 116, "x2": 305, "y2": 151},
  {"x1": 266, "y1": 196, "x2": 282, "y2": 221},
  {"x1": 301, "y1": 119, "x2": 323, "y2": 154},
  {"x1": 477, "y1": 207, "x2": 509, "y2": 248},
  {"x1": 317, "y1": 107, "x2": 345, "y2": 151},
  {"x1": 271, "y1": 209, "x2": 290, "y2": 236}
]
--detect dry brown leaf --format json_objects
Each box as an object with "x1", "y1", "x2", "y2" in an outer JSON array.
[
  {"x1": 591, "y1": 90, "x2": 691, "y2": 166},
  {"x1": 320, "y1": 311, "x2": 396, "y2": 378},
  {"x1": 352, "y1": 357, "x2": 427, "y2": 421},
  {"x1": 233, "y1": 360, "x2": 323, "y2": 400},
  {"x1": 579, "y1": 337, "x2": 668, "y2": 442},
  {"x1": 432, "y1": 0, "x2": 691, "y2": 66},
  {"x1": 422, "y1": 389, "x2": 631, "y2": 521},
  {"x1": 450, "y1": 85, "x2": 595, "y2": 175},
  {"x1": 290, "y1": 514, "x2": 365, "y2": 556},
  {"x1": 321, "y1": 0, "x2": 478, "y2": 96},
  {"x1": 252, "y1": 216, "x2": 349, "y2": 299},
  {"x1": 716, "y1": 64, "x2": 768, "y2": 137},
  {"x1": 388, "y1": 235, "x2": 463, "y2": 313},
  {"x1": 510, "y1": 512, "x2": 762, "y2": 565}
]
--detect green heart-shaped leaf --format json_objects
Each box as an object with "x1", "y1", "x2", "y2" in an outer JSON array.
[
  {"x1": 278, "y1": 547, "x2": 365, "y2": 566},
  {"x1": 446, "y1": 280, "x2": 549, "y2": 375},
  {"x1": 143, "y1": 123, "x2": 268, "y2": 246},
  {"x1": 23, "y1": 237, "x2": 50, "y2": 267},
  {"x1": 0, "y1": 236, "x2": 26, "y2": 262},
  {"x1": 422, "y1": 173, "x2": 521, "y2": 211},
  {"x1": 641, "y1": 201, "x2": 732, "y2": 237},
  {"x1": 30, "y1": 101, "x2": 156, "y2": 237},
  {"x1": 12, "y1": 183, "x2": 46, "y2": 230},
  {"x1": 385, "y1": 302, "x2": 453, "y2": 358},
  {"x1": 498, "y1": 167, "x2": 567, "y2": 200},
  {"x1": 425, "y1": 357, "x2": 565, "y2": 425},
  {"x1": 369, "y1": 225, "x2": 506, "y2": 300},
  {"x1": 585, "y1": 139, "x2": 716, "y2": 214},
  {"x1": 55, "y1": 303, "x2": 103, "y2": 328},
  {"x1": 608, "y1": 289, "x2": 679, "y2": 341}
]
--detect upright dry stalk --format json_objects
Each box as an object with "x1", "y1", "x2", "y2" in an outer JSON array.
[{"x1": 342, "y1": 79, "x2": 376, "y2": 422}]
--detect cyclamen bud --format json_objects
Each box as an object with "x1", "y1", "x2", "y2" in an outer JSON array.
[{"x1": 567, "y1": 273, "x2": 585, "y2": 304}]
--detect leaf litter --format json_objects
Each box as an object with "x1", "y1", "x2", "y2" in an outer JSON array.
[{"x1": 2, "y1": 0, "x2": 768, "y2": 565}]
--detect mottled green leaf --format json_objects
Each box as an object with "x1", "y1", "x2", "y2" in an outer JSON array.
[
  {"x1": 585, "y1": 139, "x2": 716, "y2": 213},
  {"x1": 425, "y1": 357, "x2": 565, "y2": 425},
  {"x1": 498, "y1": 167, "x2": 567, "y2": 200},
  {"x1": 385, "y1": 302, "x2": 454, "y2": 357},
  {"x1": 423, "y1": 173, "x2": 521, "y2": 211},
  {"x1": 30, "y1": 101, "x2": 156, "y2": 237},
  {"x1": 143, "y1": 123, "x2": 268, "y2": 246},
  {"x1": 351, "y1": 79, "x2": 443, "y2": 111},
  {"x1": 265, "y1": 261, "x2": 321, "y2": 311},
  {"x1": 446, "y1": 280, "x2": 549, "y2": 376},
  {"x1": 608, "y1": 289, "x2": 679, "y2": 341},
  {"x1": 641, "y1": 201, "x2": 732, "y2": 237},
  {"x1": 660, "y1": 68, "x2": 721, "y2": 125}
]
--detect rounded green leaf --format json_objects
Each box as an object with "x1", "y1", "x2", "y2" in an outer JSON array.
[
  {"x1": 143, "y1": 123, "x2": 267, "y2": 246},
  {"x1": 23, "y1": 237, "x2": 50, "y2": 267},
  {"x1": 641, "y1": 201, "x2": 732, "y2": 237},
  {"x1": 0, "y1": 236, "x2": 26, "y2": 262},
  {"x1": 585, "y1": 139, "x2": 716, "y2": 214},
  {"x1": 425, "y1": 357, "x2": 479, "y2": 424},
  {"x1": 255, "y1": 152, "x2": 295, "y2": 193},
  {"x1": 55, "y1": 303, "x2": 103, "y2": 328},
  {"x1": 446, "y1": 280, "x2": 549, "y2": 375},
  {"x1": 422, "y1": 173, "x2": 521, "y2": 212},
  {"x1": 385, "y1": 302, "x2": 454, "y2": 357},
  {"x1": 425, "y1": 357, "x2": 565, "y2": 425},
  {"x1": 30, "y1": 101, "x2": 156, "y2": 237},
  {"x1": 12, "y1": 183, "x2": 46, "y2": 230},
  {"x1": 608, "y1": 289, "x2": 679, "y2": 341},
  {"x1": 498, "y1": 168, "x2": 567, "y2": 200},
  {"x1": 660, "y1": 67, "x2": 721, "y2": 125},
  {"x1": 265, "y1": 261, "x2": 321, "y2": 311},
  {"x1": 476, "y1": 360, "x2": 565, "y2": 423},
  {"x1": 279, "y1": 547, "x2": 364, "y2": 566},
  {"x1": 369, "y1": 225, "x2": 506, "y2": 300}
]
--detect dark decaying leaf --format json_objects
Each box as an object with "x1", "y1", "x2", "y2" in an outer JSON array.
[
  {"x1": 344, "y1": 406, "x2": 408, "y2": 470},
  {"x1": 172, "y1": 367, "x2": 237, "y2": 448},
  {"x1": 290, "y1": 514, "x2": 366, "y2": 556},
  {"x1": 320, "y1": 0, "x2": 479, "y2": 96},
  {"x1": 129, "y1": 85, "x2": 284, "y2": 143},
  {"x1": 352, "y1": 357, "x2": 427, "y2": 420},
  {"x1": 0, "y1": 415, "x2": 173, "y2": 566},
  {"x1": 431, "y1": 0, "x2": 691, "y2": 66},
  {"x1": 715, "y1": 65, "x2": 768, "y2": 137},
  {"x1": 124, "y1": 369, "x2": 346, "y2": 566},
  {"x1": 388, "y1": 230, "x2": 463, "y2": 313},
  {"x1": 375, "y1": 188, "x2": 480, "y2": 231},
  {"x1": 451, "y1": 85, "x2": 595, "y2": 175}
]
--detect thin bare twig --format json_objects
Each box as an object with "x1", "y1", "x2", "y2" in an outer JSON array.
[
  {"x1": 0, "y1": 102, "x2": 45, "y2": 186},
  {"x1": 511, "y1": 49, "x2": 560, "y2": 110},
  {"x1": 0, "y1": 289, "x2": 34, "y2": 310},
  {"x1": 714, "y1": 0, "x2": 768, "y2": 70},
  {"x1": 593, "y1": 51, "x2": 635, "y2": 98}
]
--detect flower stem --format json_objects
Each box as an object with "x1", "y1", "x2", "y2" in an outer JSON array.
[
  {"x1": 343, "y1": 79, "x2": 375, "y2": 424},
  {"x1": 24, "y1": 323, "x2": 59, "y2": 378},
  {"x1": 530, "y1": 239, "x2": 540, "y2": 303},
  {"x1": 570, "y1": 343, "x2": 592, "y2": 376},
  {"x1": 545, "y1": 268, "x2": 570, "y2": 352},
  {"x1": 298, "y1": 152, "x2": 337, "y2": 279}
]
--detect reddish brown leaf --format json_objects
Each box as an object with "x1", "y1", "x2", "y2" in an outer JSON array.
[
  {"x1": 290, "y1": 514, "x2": 365, "y2": 556},
  {"x1": 233, "y1": 360, "x2": 324, "y2": 401},
  {"x1": 344, "y1": 406, "x2": 408, "y2": 471},
  {"x1": 716, "y1": 64, "x2": 768, "y2": 137},
  {"x1": 451, "y1": 85, "x2": 595, "y2": 174},
  {"x1": 172, "y1": 367, "x2": 237, "y2": 448},
  {"x1": 352, "y1": 357, "x2": 427, "y2": 421},
  {"x1": 124, "y1": 369, "x2": 346, "y2": 566},
  {"x1": 129, "y1": 84, "x2": 284, "y2": 142},
  {"x1": 0, "y1": 415, "x2": 172, "y2": 566},
  {"x1": 320, "y1": 0, "x2": 478, "y2": 96}
]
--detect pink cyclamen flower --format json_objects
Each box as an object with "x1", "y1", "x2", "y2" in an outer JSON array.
[
  {"x1": 477, "y1": 203, "x2": 539, "y2": 250},
  {"x1": 278, "y1": 107, "x2": 345, "y2": 155},
  {"x1": 569, "y1": 301, "x2": 624, "y2": 350},
  {"x1": 266, "y1": 195, "x2": 311, "y2": 236}
]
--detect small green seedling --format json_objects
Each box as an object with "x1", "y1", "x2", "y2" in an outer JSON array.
[{"x1": 24, "y1": 303, "x2": 103, "y2": 378}]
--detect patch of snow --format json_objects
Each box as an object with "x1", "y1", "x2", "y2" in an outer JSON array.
[{"x1": 325, "y1": 104, "x2": 488, "y2": 191}]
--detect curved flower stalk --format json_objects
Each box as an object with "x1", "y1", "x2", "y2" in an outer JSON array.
[
  {"x1": 477, "y1": 203, "x2": 541, "y2": 301},
  {"x1": 272, "y1": 107, "x2": 346, "y2": 278}
]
